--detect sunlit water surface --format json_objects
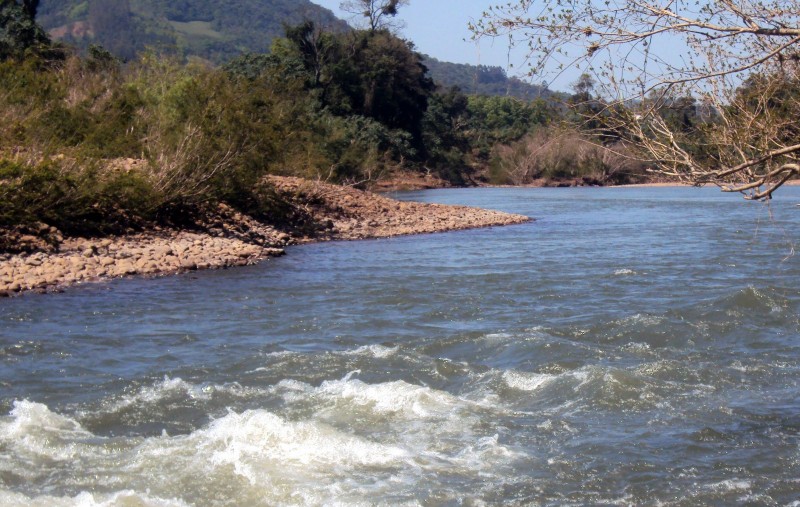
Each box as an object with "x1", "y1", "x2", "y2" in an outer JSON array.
[{"x1": 2, "y1": 187, "x2": 800, "y2": 505}]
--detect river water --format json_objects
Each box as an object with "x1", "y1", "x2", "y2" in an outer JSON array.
[{"x1": 2, "y1": 187, "x2": 800, "y2": 506}]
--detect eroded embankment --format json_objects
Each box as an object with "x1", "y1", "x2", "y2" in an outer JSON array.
[{"x1": 0, "y1": 176, "x2": 530, "y2": 296}]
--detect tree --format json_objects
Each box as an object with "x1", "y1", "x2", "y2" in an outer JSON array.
[
  {"x1": 21, "y1": 0, "x2": 37, "y2": 18},
  {"x1": 571, "y1": 73, "x2": 594, "y2": 100},
  {"x1": 472, "y1": 1, "x2": 800, "y2": 199},
  {"x1": 0, "y1": 0, "x2": 50, "y2": 60},
  {"x1": 340, "y1": 0, "x2": 408, "y2": 32},
  {"x1": 284, "y1": 21, "x2": 336, "y2": 88},
  {"x1": 276, "y1": 24, "x2": 434, "y2": 141}
]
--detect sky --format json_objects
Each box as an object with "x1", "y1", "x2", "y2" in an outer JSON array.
[{"x1": 310, "y1": 0, "x2": 576, "y2": 90}]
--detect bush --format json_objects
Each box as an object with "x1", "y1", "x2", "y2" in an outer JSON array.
[
  {"x1": 0, "y1": 157, "x2": 156, "y2": 235},
  {"x1": 490, "y1": 127, "x2": 650, "y2": 186}
]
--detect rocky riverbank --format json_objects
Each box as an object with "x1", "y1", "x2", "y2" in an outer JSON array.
[{"x1": 0, "y1": 176, "x2": 530, "y2": 296}]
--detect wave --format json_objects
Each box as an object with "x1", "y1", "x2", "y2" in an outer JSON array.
[
  {"x1": 0, "y1": 341, "x2": 46, "y2": 359},
  {"x1": 343, "y1": 344, "x2": 399, "y2": 359},
  {"x1": 98, "y1": 376, "x2": 258, "y2": 414},
  {"x1": 0, "y1": 490, "x2": 190, "y2": 507},
  {"x1": 1, "y1": 372, "x2": 523, "y2": 505}
]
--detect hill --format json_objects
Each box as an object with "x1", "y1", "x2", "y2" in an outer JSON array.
[
  {"x1": 36, "y1": 0, "x2": 551, "y2": 99},
  {"x1": 423, "y1": 56, "x2": 551, "y2": 100},
  {"x1": 37, "y1": 0, "x2": 348, "y2": 62}
]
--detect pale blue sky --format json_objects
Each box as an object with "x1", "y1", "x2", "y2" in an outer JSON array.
[{"x1": 311, "y1": 0, "x2": 569, "y2": 89}]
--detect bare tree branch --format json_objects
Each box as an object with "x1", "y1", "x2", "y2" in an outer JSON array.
[{"x1": 473, "y1": 0, "x2": 800, "y2": 199}]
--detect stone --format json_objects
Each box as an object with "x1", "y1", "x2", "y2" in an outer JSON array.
[
  {"x1": 23, "y1": 254, "x2": 42, "y2": 266},
  {"x1": 117, "y1": 261, "x2": 136, "y2": 275}
]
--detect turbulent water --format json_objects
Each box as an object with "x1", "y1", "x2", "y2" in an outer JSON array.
[{"x1": 2, "y1": 187, "x2": 800, "y2": 506}]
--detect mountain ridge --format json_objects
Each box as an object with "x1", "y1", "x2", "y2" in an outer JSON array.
[{"x1": 37, "y1": 0, "x2": 548, "y2": 98}]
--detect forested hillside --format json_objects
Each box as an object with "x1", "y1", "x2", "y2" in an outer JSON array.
[
  {"x1": 37, "y1": 0, "x2": 348, "y2": 62},
  {"x1": 37, "y1": 0, "x2": 551, "y2": 99},
  {"x1": 423, "y1": 57, "x2": 551, "y2": 100}
]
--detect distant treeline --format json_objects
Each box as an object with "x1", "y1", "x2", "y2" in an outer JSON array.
[{"x1": 422, "y1": 57, "x2": 551, "y2": 100}]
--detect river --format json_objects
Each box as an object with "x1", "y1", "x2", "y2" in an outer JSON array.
[{"x1": 2, "y1": 186, "x2": 800, "y2": 505}]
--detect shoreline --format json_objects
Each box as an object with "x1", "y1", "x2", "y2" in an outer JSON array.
[{"x1": 0, "y1": 176, "x2": 530, "y2": 297}]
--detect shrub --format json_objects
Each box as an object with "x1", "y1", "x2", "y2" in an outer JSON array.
[
  {"x1": 0, "y1": 157, "x2": 156, "y2": 235},
  {"x1": 490, "y1": 127, "x2": 650, "y2": 185}
]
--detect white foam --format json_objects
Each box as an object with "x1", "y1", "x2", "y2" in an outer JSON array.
[
  {"x1": 614, "y1": 268, "x2": 637, "y2": 276},
  {"x1": 620, "y1": 313, "x2": 664, "y2": 327},
  {"x1": 0, "y1": 400, "x2": 93, "y2": 462},
  {"x1": 0, "y1": 490, "x2": 190, "y2": 507},
  {"x1": 706, "y1": 479, "x2": 752, "y2": 492},
  {"x1": 99, "y1": 376, "x2": 257, "y2": 415},
  {"x1": 622, "y1": 342, "x2": 651, "y2": 353},
  {"x1": 502, "y1": 370, "x2": 555, "y2": 391},
  {"x1": 2, "y1": 400, "x2": 86, "y2": 437},
  {"x1": 1, "y1": 378, "x2": 523, "y2": 505},
  {"x1": 344, "y1": 344, "x2": 399, "y2": 359},
  {"x1": 453, "y1": 434, "x2": 517, "y2": 462},
  {"x1": 315, "y1": 377, "x2": 463, "y2": 419},
  {"x1": 192, "y1": 409, "x2": 410, "y2": 484},
  {"x1": 481, "y1": 332, "x2": 515, "y2": 344}
]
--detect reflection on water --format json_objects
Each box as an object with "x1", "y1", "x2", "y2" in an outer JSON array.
[{"x1": 2, "y1": 187, "x2": 800, "y2": 505}]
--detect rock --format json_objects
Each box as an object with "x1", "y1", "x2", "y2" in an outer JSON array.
[
  {"x1": 82, "y1": 247, "x2": 96, "y2": 258},
  {"x1": 25, "y1": 257, "x2": 42, "y2": 267},
  {"x1": 180, "y1": 261, "x2": 198, "y2": 271},
  {"x1": 0, "y1": 290, "x2": 11, "y2": 298},
  {"x1": 116, "y1": 261, "x2": 136, "y2": 276}
]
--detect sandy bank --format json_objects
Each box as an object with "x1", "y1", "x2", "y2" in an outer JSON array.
[{"x1": 0, "y1": 176, "x2": 530, "y2": 296}]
